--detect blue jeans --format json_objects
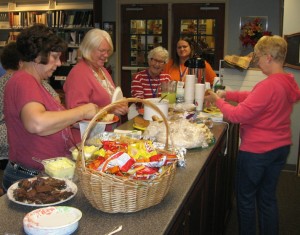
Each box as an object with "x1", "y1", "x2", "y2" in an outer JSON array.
[
  {"x1": 2, "y1": 161, "x2": 38, "y2": 192},
  {"x1": 236, "y1": 145, "x2": 290, "y2": 235}
]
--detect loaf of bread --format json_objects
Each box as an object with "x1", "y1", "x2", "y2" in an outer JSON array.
[{"x1": 152, "y1": 115, "x2": 163, "y2": 122}]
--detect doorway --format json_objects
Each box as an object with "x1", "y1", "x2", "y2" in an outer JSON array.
[
  {"x1": 172, "y1": 3, "x2": 225, "y2": 70},
  {"x1": 119, "y1": 3, "x2": 225, "y2": 98},
  {"x1": 120, "y1": 4, "x2": 169, "y2": 98}
]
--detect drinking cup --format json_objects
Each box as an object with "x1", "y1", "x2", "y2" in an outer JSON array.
[{"x1": 161, "y1": 81, "x2": 177, "y2": 104}]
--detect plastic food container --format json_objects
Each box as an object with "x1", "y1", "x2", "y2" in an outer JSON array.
[
  {"x1": 23, "y1": 206, "x2": 82, "y2": 235},
  {"x1": 143, "y1": 98, "x2": 169, "y2": 121},
  {"x1": 42, "y1": 157, "x2": 76, "y2": 179}
]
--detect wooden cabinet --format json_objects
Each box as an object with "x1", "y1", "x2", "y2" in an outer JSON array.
[{"x1": 166, "y1": 123, "x2": 239, "y2": 234}]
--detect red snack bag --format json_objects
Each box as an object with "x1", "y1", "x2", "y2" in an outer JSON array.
[
  {"x1": 134, "y1": 166, "x2": 159, "y2": 180},
  {"x1": 136, "y1": 166, "x2": 158, "y2": 175},
  {"x1": 165, "y1": 153, "x2": 178, "y2": 165},
  {"x1": 149, "y1": 154, "x2": 163, "y2": 162},
  {"x1": 102, "y1": 141, "x2": 128, "y2": 153},
  {"x1": 135, "y1": 155, "x2": 167, "y2": 168},
  {"x1": 100, "y1": 152, "x2": 135, "y2": 173}
]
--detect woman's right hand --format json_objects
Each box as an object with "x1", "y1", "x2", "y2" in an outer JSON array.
[
  {"x1": 79, "y1": 103, "x2": 99, "y2": 120},
  {"x1": 216, "y1": 89, "x2": 226, "y2": 99},
  {"x1": 111, "y1": 101, "x2": 129, "y2": 116}
]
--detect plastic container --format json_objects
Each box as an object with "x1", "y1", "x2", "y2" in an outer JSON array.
[
  {"x1": 23, "y1": 206, "x2": 82, "y2": 235},
  {"x1": 43, "y1": 157, "x2": 75, "y2": 179},
  {"x1": 143, "y1": 98, "x2": 169, "y2": 121}
]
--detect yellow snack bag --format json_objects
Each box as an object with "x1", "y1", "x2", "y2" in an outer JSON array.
[
  {"x1": 127, "y1": 140, "x2": 157, "y2": 160},
  {"x1": 93, "y1": 148, "x2": 106, "y2": 157}
]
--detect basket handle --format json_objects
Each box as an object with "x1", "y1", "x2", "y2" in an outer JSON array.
[{"x1": 80, "y1": 97, "x2": 170, "y2": 170}]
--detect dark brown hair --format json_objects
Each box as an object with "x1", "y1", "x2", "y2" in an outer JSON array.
[
  {"x1": 0, "y1": 42, "x2": 21, "y2": 71},
  {"x1": 173, "y1": 36, "x2": 196, "y2": 68},
  {"x1": 16, "y1": 24, "x2": 67, "y2": 64}
]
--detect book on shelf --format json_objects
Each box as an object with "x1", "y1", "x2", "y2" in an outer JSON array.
[
  {"x1": 7, "y1": 31, "x2": 20, "y2": 43},
  {"x1": 5, "y1": 10, "x2": 93, "y2": 29}
]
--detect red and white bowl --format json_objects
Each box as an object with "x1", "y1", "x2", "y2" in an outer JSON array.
[{"x1": 23, "y1": 206, "x2": 82, "y2": 235}]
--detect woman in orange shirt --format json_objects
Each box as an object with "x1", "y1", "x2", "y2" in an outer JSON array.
[{"x1": 164, "y1": 37, "x2": 216, "y2": 85}]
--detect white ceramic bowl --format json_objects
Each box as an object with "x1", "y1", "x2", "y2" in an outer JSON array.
[{"x1": 23, "y1": 206, "x2": 82, "y2": 235}]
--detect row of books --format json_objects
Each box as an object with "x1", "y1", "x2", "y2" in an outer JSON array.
[
  {"x1": 6, "y1": 10, "x2": 93, "y2": 28},
  {"x1": 4, "y1": 30, "x2": 85, "y2": 46}
]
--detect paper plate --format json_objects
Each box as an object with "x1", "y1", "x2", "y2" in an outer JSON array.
[
  {"x1": 112, "y1": 86, "x2": 124, "y2": 102},
  {"x1": 7, "y1": 177, "x2": 77, "y2": 207}
]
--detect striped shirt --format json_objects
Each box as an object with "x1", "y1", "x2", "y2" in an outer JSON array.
[{"x1": 131, "y1": 69, "x2": 171, "y2": 99}]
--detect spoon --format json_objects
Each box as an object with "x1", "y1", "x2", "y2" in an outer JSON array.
[
  {"x1": 104, "y1": 225, "x2": 122, "y2": 235},
  {"x1": 159, "y1": 94, "x2": 168, "y2": 102}
]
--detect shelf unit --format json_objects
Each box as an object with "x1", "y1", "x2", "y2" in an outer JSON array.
[
  {"x1": 0, "y1": 0, "x2": 101, "y2": 95},
  {"x1": 0, "y1": 1, "x2": 95, "y2": 64}
]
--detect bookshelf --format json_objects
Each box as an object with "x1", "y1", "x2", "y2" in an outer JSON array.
[
  {"x1": 0, "y1": 0, "x2": 102, "y2": 93},
  {"x1": 0, "y1": 0, "x2": 97, "y2": 64}
]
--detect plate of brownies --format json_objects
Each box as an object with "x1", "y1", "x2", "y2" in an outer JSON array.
[{"x1": 7, "y1": 176, "x2": 77, "y2": 207}]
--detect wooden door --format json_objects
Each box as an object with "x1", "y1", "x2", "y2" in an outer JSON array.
[
  {"x1": 172, "y1": 3, "x2": 225, "y2": 70},
  {"x1": 120, "y1": 4, "x2": 168, "y2": 98}
]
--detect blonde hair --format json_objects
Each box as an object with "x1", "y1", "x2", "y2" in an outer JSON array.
[
  {"x1": 79, "y1": 28, "x2": 113, "y2": 61},
  {"x1": 147, "y1": 46, "x2": 169, "y2": 63},
  {"x1": 254, "y1": 35, "x2": 287, "y2": 63}
]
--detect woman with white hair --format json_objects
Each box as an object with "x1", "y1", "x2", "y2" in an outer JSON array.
[
  {"x1": 131, "y1": 46, "x2": 171, "y2": 99},
  {"x1": 64, "y1": 28, "x2": 128, "y2": 142}
]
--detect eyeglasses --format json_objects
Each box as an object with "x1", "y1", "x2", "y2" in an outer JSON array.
[
  {"x1": 97, "y1": 48, "x2": 112, "y2": 55},
  {"x1": 150, "y1": 58, "x2": 166, "y2": 65},
  {"x1": 252, "y1": 52, "x2": 265, "y2": 63}
]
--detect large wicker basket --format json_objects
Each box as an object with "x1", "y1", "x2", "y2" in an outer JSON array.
[{"x1": 76, "y1": 98, "x2": 177, "y2": 213}]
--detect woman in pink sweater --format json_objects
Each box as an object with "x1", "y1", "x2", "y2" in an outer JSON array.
[
  {"x1": 205, "y1": 35, "x2": 300, "y2": 235},
  {"x1": 64, "y1": 29, "x2": 128, "y2": 142}
]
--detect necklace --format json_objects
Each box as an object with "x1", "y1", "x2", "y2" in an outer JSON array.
[{"x1": 90, "y1": 66, "x2": 114, "y2": 97}]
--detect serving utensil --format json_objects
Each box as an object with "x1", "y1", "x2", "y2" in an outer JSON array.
[
  {"x1": 159, "y1": 94, "x2": 168, "y2": 102},
  {"x1": 104, "y1": 225, "x2": 122, "y2": 235}
]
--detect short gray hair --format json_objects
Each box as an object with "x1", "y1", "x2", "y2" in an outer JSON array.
[
  {"x1": 147, "y1": 46, "x2": 169, "y2": 63},
  {"x1": 80, "y1": 28, "x2": 113, "y2": 62},
  {"x1": 254, "y1": 35, "x2": 287, "y2": 64}
]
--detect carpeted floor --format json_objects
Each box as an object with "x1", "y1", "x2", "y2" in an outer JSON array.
[{"x1": 225, "y1": 168, "x2": 300, "y2": 235}]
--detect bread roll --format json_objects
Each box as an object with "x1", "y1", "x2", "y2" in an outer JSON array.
[
  {"x1": 101, "y1": 113, "x2": 115, "y2": 122},
  {"x1": 133, "y1": 116, "x2": 150, "y2": 128}
]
